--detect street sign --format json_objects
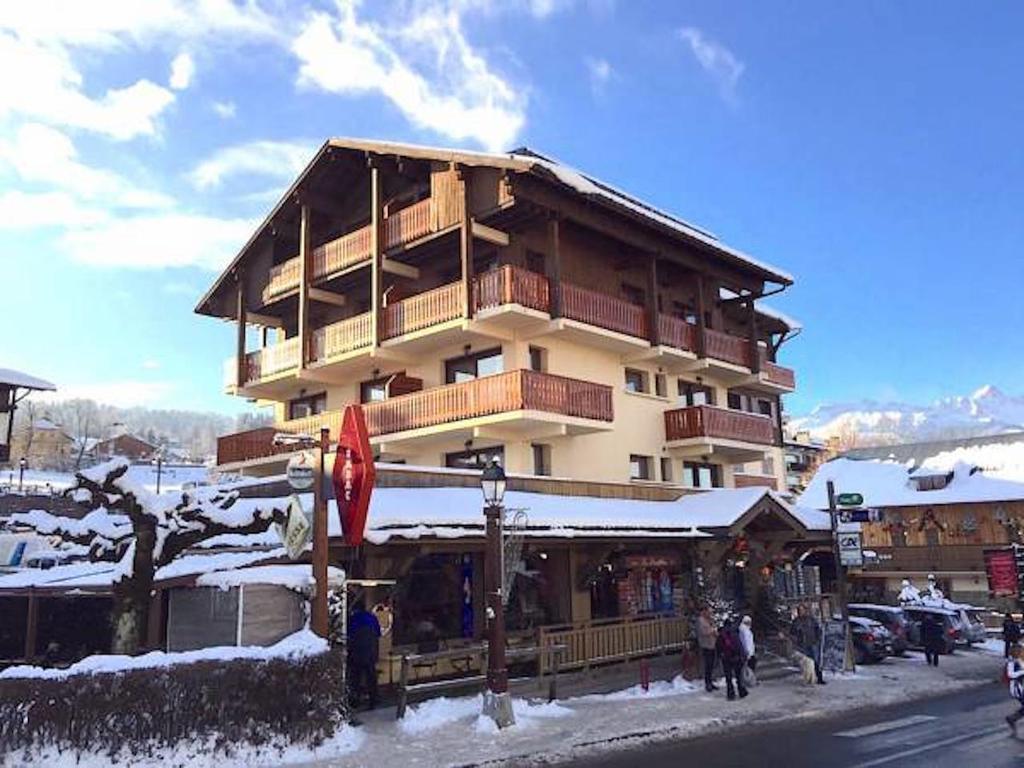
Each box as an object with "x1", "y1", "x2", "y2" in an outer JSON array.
[
  {"x1": 276, "y1": 494, "x2": 312, "y2": 560},
  {"x1": 286, "y1": 451, "x2": 316, "y2": 491},
  {"x1": 333, "y1": 405, "x2": 376, "y2": 546},
  {"x1": 839, "y1": 508, "x2": 885, "y2": 524},
  {"x1": 838, "y1": 532, "x2": 863, "y2": 567},
  {"x1": 836, "y1": 492, "x2": 864, "y2": 507}
]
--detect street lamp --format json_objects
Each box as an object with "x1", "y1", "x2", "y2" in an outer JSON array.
[
  {"x1": 480, "y1": 461, "x2": 514, "y2": 728},
  {"x1": 18, "y1": 457, "x2": 26, "y2": 493},
  {"x1": 152, "y1": 451, "x2": 164, "y2": 494}
]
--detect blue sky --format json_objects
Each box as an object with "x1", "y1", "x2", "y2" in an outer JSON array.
[{"x1": 2, "y1": 1, "x2": 1022, "y2": 417}]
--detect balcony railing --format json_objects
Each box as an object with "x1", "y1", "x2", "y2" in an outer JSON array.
[
  {"x1": 664, "y1": 405, "x2": 774, "y2": 445},
  {"x1": 734, "y1": 473, "x2": 779, "y2": 491},
  {"x1": 562, "y1": 282, "x2": 647, "y2": 339},
  {"x1": 474, "y1": 265, "x2": 550, "y2": 314},
  {"x1": 702, "y1": 328, "x2": 751, "y2": 368},
  {"x1": 383, "y1": 198, "x2": 432, "y2": 249},
  {"x1": 313, "y1": 227, "x2": 372, "y2": 279},
  {"x1": 242, "y1": 336, "x2": 301, "y2": 384},
  {"x1": 311, "y1": 312, "x2": 373, "y2": 362},
  {"x1": 216, "y1": 427, "x2": 295, "y2": 466},
  {"x1": 383, "y1": 281, "x2": 465, "y2": 339},
  {"x1": 758, "y1": 351, "x2": 796, "y2": 389},
  {"x1": 657, "y1": 314, "x2": 698, "y2": 352}
]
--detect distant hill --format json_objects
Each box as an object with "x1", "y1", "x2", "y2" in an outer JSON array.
[{"x1": 788, "y1": 385, "x2": 1024, "y2": 445}]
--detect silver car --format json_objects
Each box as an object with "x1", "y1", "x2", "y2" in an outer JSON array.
[{"x1": 952, "y1": 605, "x2": 989, "y2": 645}]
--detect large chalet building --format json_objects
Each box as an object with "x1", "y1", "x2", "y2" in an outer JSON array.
[{"x1": 200, "y1": 140, "x2": 799, "y2": 492}]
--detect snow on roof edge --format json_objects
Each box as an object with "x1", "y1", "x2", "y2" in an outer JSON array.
[{"x1": 0, "y1": 368, "x2": 56, "y2": 391}]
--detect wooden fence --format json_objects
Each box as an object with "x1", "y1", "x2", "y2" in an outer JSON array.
[{"x1": 537, "y1": 614, "x2": 688, "y2": 674}]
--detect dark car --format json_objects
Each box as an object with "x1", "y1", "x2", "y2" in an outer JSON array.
[
  {"x1": 848, "y1": 604, "x2": 911, "y2": 655},
  {"x1": 903, "y1": 605, "x2": 959, "y2": 654},
  {"x1": 849, "y1": 616, "x2": 893, "y2": 664}
]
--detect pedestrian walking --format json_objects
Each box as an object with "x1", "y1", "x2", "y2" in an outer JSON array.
[
  {"x1": 697, "y1": 606, "x2": 719, "y2": 692},
  {"x1": 739, "y1": 615, "x2": 757, "y2": 675},
  {"x1": 792, "y1": 604, "x2": 825, "y2": 685},
  {"x1": 1004, "y1": 614, "x2": 1021, "y2": 659},
  {"x1": 1007, "y1": 645, "x2": 1024, "y2": 735},
  {"x1": 717, "y1": 617, "x2": 748, "y2": 701},
  {"x1": 348, "y1": 600, "x2": 382, "y2": 710},
  {"x1": 921, "y1": 612, "x2": 943, "y2": 667}
]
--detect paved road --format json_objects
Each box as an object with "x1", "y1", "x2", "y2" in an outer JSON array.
[{"x1": 563, "y1": 682, "x2": 1023, "y2": 768}]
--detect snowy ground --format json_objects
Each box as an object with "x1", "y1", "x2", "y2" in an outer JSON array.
[
  {"x1": 290, "y1": 647, "x2": 1002, "y2": 768},
  {"x1": 1, "y1": 464, "x2": 210, "y2": 494}
]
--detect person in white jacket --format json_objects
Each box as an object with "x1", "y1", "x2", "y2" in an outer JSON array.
[
  {"x1": 740, "y1": 615, "x2": 756, "y2": 673},
  {"x1": 1006, "y1": 645, "x2": 1024, "y2": 733}
]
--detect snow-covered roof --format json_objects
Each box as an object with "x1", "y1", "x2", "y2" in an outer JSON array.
[
  {"x1": 673, "y1": 486, "x2": 830, "y2": 531},
  {"x1": 799, "y1": 457, "x2": 1024, "y2": 510},
  {"x1": 196, "y1": 564, "x2": 345, "y2": 591},
  {"x1": 0, "y1": 368, "x2": 55, "y2": 391}
]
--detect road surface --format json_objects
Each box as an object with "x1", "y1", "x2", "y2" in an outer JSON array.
[{"x1": 562, "y1": 682, "x2": 1020, "y2": 768}]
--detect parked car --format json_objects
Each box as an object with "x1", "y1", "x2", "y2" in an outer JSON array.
[
  {"x1": 848, "y1": 604, "x2": 911, "y2": 655},
  {"x1": 849, "y1": 616, "x2": 893, "y2": 664},
  {"x1": 951, "y1": 605, "x2": 988, "y2": 645},
  {"x1": 903, "y1": 605, "x2": 960, "y2": 654}
]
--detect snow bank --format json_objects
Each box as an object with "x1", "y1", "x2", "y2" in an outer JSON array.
[
  {"x1": 0, "y1": 629, "x2": 327, "y2": 681},
  {"x1": 398, "y1": 695, "x2": 485, "y2": 735},
  {"x1": 573, "y1": 674, "x2": 702, "y2": 702}
]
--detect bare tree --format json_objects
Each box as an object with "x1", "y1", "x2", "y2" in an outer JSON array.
[
  {"x1": 13, "y1": 458, "x2": 289, "y2": 654},
  {"x1": 68, "y1": 399, "x2": 99, "y2": 470}
]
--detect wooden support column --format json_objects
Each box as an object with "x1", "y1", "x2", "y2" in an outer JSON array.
[
  {"x1": 748, "y1": 300, "x2": 760, "y2": 373},
  {"x1": 695, "y1": 273, "x2": 707, "y2": 358},
  {"x1": 370, "y1": 163, "x2": 383, "y2": 346},
  {"x1": 547, "y1": 216, "x2": 562, "y2": 318},
  {"x1": 298, "y1": 203, "x2": 312, "y2": 369},
  {"x1": 459, "y1": 168, "x2": 474, "y2": 319},
  {"x1": 647, "y1": 253, "x2": 660, "y2": 345},
  {"x1": 235, "y1": 279, "x2": 247, "y2": 388},
  {"x1": 24, "y1": 591, "x2": 38, "y2": 661}
]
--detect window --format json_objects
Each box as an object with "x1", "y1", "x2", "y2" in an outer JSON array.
[
  {"x1": 445, "y1": 445, "x2": 504, "y2": 470},
  {"x1": 624, "y1": 368, "x2": 648, "y2": 393},
  {"x1": 445, "y1": 347, "x2": 504, "y2": 383},
  {"x1": 288, "y1": 392, "x2": 326, "y2": 420},
  {"x1": 660, "y1": 457, "x2": 673, "y2": 483},
  {"x1": 761, "y1": 456, "x2": 776, "y2": 476},
  {"x1": 532, "y1": 444, "x2": 551, "y2": 476},
  {"x1": 683, "y1": 461, "x2": 720, "y2": 489},
  {"x1": 678, "y1": 381, "x2": 714, "y2": 407},
  {"x1": 360, "y1": 377, "x2": 389, "y2": 404},
  {"x1": 630, "y1": 454, "x2": 652, "y2": 480},
  {"x1": 529, "y1": 346, "x2": 547, "y2": 373},
  {"x1": 526, "y1": 250, "x2": 546, "y2": 274},
  {"x1": 654, "y1": 373, "x2": 667, "y2": 398},
  {"x1": 728, "y1": 391, "x2": 743, "y2": 411},
  {"x1": 621, "y1": 283, "x2": 645, "y2": 306}
]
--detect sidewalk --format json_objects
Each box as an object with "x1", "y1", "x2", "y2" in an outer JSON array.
[{"x1": 295, "y1": 644, "x2": 1004, "y2": 768}]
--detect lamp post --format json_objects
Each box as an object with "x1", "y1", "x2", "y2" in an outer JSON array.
[
  {"x1": 480, "y1": 461, "x2": 514, "y2": 728},
  {"x1": 18, "y1": 457, "x2": 26, "y2": 493},
  {"x1": 152, "y1": 451, "x2": 164, "y2": 495}
]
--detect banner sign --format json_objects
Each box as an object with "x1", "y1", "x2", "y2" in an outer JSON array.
[
  {"x1": 332, "y1": 405, "x2": 376, "y2": 546},
  {"x1": 276, "y1": 495, "x2": 312, "y2": 560},
  {"x1": 984, "y1": 547, "x2": 1019, "y2": 598}
]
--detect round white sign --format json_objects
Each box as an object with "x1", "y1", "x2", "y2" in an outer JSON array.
[{"x1": 286, "y1": 451, "x2": 316, "y2": 490}]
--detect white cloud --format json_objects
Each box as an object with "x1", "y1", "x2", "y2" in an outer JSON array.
[
  {"x1": 141, "y1": 359, "x2": 162, "y2": 370},
  {"x1": 0, "y1": 190, "x2": 106, "y2": 230},
  {"x1": 585, "y1": 56, "x2": 613, "y2": 96},
  {"x1": 678, "y1": 26, "x2": 744, "y2": 103},
  {"x1": 188, "y1": 139, "x2": 317, "y2": 190},
  {"x1": 169, "y1": 51, "x2": 195, "y2": 90},
  {"x1": 37, "y1": 379, "x2": 175, "y2": 408},
  {"x1": 292, "y1": 1, "x2": 526, "y2": 151},
  {"x1": 212, "y1": 99, "x2": 237, "y2": 118},
  {"x1": 59, "y1": 213, "x2": 255, "y2": 270}
]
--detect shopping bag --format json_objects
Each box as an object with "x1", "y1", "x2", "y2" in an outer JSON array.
[{"x1": 742, "y1": 662, "x2": 757, "y2": 688}]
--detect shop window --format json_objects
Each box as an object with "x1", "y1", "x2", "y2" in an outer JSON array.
[
  {"x1": 288, "y1": 392, "x2": 326, "y2": 420},
  {"x1": 532, "y1": 443, "x2": 551, "y2": 476},
  {"x1": 445, "y1": 347, "x2": 503, "y2": 383},
  {"x1": 660, "y1": 457, "x2": 673, "y2": 483},
  {"x1": 392, "y1": 553, "x2": 472, "y2": 647},
  {"x1": 529, "y1": 346, "x2": 547, "y2": 373},
  {"x1": 654, "y1": 373, "x2": 667, "y2": 398},
  {"x1": 630, "y1": 454, "x2": 652, "y2": 481},
  {"x1": 624, "y1": 368, "x2": 648, "y2": 393},
  {"x1": 679, "y1": 381, "x2": 714, "y2": 407},
  {"x1": 445, "y1": 445, "x2": 504, "y2": 470},
  {"x1": 683, "y1": 461, "x2": 720, "y2": 488}
]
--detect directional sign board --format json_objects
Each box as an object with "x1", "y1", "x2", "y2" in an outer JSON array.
[
  {"x1": 838, "y1": 532, "x2": 864, "y2": 567},
  {"x1": 839, "y1": 508, "x2": 885, "y2": 524},
  {"x1": 836, "y1": 492, "x2": 864, "y2": 507},
  {"x1": 276, "y1": 494, "x2": 312, "y2": 560}
]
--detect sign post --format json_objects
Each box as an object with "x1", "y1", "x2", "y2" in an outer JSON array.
[
  {"x1": 311, "y1": 428, "x2": 330, "y2": 639},
  {"x1": 827, "y1": 480, "x2": 855, "y2": 672}
]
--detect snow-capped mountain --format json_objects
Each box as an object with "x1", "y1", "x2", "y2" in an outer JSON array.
[{"x1": 788, "y1": 385, "x2": 1024, "y2": 443}]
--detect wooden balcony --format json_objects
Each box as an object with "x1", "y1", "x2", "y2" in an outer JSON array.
[
  {"x1": 733, "y1": 473, "x2": 779, "y2": 491},
  {"x1": 562, "y1": 282, "x2": 647, "y2": 339},
  {"x1": 383, "y1": 198, "x2": 432, "y2": 249},
  {"x1": 216, "y1": 427, "x2": 295, "y2": 467},
  {"x1": 311, "y1": 312, "x2": 373, "y2": 362},
  {"x1": 756, "y1": 352, "x2": 797, "y2": 392},
  {"x1": 383, "y1": 281, "x2": 465, "y2": 340},
  {"x1": 664, "y1": 404, "x2": 774, "y2": 461},
  {"x1": 657, "y1": 314, "x2": 698, "y2": 353},
  {"x1": 702, "y1": 328, "x2": 751, "y2": 369},
  {"x1": 242, "y1": 337, "x2": 301, "y2": 384},
  {"x1": 473, "y1": 265, "x2": 550, "y2": 314}
]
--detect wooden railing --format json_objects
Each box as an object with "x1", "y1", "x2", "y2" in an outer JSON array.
[
  {"x1": 312, "y1": 227, "x2": 372, "y2": 278},
  {"x1": 474, "y1": 265, "x2": 550, "y2": 314},
  {"x1": 261, "y1": 258, "x2": 302, "y2": 303},
  {"x1": 664, "y1": 405, "x2": 775, "y2": 445},
  {"x1": 657, "y1": 314, "x2": 698, "y2": 352},
  {"x1": 562, "y1": 282, "x2": 647, "y2": 339},
  {"x1": 384, "y1": 198, "x2": 432, "y2": 248},
  {"x1": 242, "y1": 337, "x2": 301, "y2": 383},
  {"x1": 734, "y1": 473, "x2": 779, "y2": 491},
  {"x1": 537, "y1": 614, "x2": 688, "y2": 674},
  {"x1": 383, "y1": 281, "x2": 465, "y2": 339},
  {"x1": 278, "y1": 410, "x2": 344, "y2": 441},
  {"x1": 216, "y1": 427, "x2": 294, "y2": 466},
  {"x1": 758, "y1": 352, "x2": 796, "y2": 389},
  {"x1": 702, "y1": 328, "x2": 751, "y2": 368},
  {"x1": 311, "y1": 312, "x2": 373, "y2": 361}
]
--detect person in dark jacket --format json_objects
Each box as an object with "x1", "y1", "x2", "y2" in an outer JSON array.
[
  {"x1": 792, "y1": 605, "x2": 825, "y2": 685},
  {"x1": 1004, "y1": 615, "x2": 1021, "y2": 659},
  {"x1": 348, "y1": 600, "x2": 382, "y2": 709},
  {"x1": 921, "y1": 612, "x2": 944, "y2": 666},
  {"x1": 716, "y1": 617, "x2": 748, "y2": 700}
]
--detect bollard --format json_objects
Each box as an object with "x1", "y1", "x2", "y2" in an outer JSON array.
[{"x1": 640, "y1": 659, "x2": 650, "y2": 692}]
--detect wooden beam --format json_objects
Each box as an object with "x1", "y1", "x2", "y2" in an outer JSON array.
[
  {"x1": 647, "y1": 253, "x2": 659, "y2": 346},
  {"x1": 308, "y1": 286, "x2": 347, "y2": 307},
  {"x1": 471, "y1": 220, "x2": 510, "y2": 246},
  {"x1": 748, "y1": 300, "x2": 760, "y2": 373},
  {"x1": 235, "y1": 280, "x2": 247, "y2": 388},
  {"x1": 695, "y1": 272, "x2": 707, "y2": 358},
  {"x1": 370, "y1": 164, "x2": 383, "y2": 347},
  {"x1": 460, "y1": 173, "x2": 474, "y2": 319},
  {"x1": 547, "y1": 216, "x2": 562, "y2": 318},
  {"x1": 298, "y1": 203, "x2": 312, "y2": 370},
  {"x1": 245, "y1": 312, "x2": 284, "y2": 329},
  {"x1": 381, "y1": 258, "x2": 420, "y2": 280}
]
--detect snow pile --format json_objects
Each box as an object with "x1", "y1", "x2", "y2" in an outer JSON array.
[
  {"x1": 398, "y1": 695, "x2": 484, "y2": 735},
  {"x1": 574, "y1": 674, "x2": 702, "y2": 702},
  {"x1": 474, "y1": 699, "x2": 573, "y2": 734},
  {"x1": 0, "y1": 629, "x2": 327, "y2": 681}
]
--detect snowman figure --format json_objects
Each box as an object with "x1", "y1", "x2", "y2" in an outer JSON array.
[{"x1": 898, "y1": 578, "x2": 921, "y2": 605}]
